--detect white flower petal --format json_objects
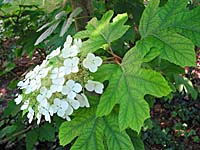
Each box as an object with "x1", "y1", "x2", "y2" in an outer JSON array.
[
  {"x1": 39, "y1": 68, "x2": 49, "y2": 78},
  {"x1": 82, "y1": 59, "x2": 90, "y2": 69},
  {"x1": 73, "y1": 83, "x2": 82, "y2": 93},
  {"x1": 85, "y1": 81, "x2": 94, "y2": 92},
  {"x1": 94, "y1": 83, "x2": 104, "y2": 94},
  {"x1": 50, "y1": 84, "x2": 57, "y2": 93},
  {"x1": 88, "y1": 65, "x2": 98, "y2": 73},
  {"x1": 88, "y1": 53, "x2": 95, "y2": 59},
  {"x1": 36, "y1": 94, "x2": 44, "y2": 103},
  {"x1": 57, "y1": 109, "x2": 66, "y2": 117},
  {"x1": 94, "y1": 57, "x2": 103, "y2": 66},
  {"x1": 76, "y1": 93, "x2": 90, "y2": 107},
  {"x1": 27, "y1": 107, "x2": 34, "y2": 123},
  {"x1": 74, "y1": 38, "x2": 82, "y2": 48},
  {"x1": 68, "y1": 91, "x2": 76, "y2": 99},
  {"x1": 20, "y1": 100, "x2": 29, "y2": 110},
  {"x1": 60, "y1": 101, "x2": 69, "y2": 110},
  {"x1": 68, "y1": 99, "x2": 80, "y2": 109},
  {"x1": 17, "y1": 81, "x2": 24, "y2": 87},
  {"x1": 65, "y1": 115, "x2": 71, "y2": 121},
  {"x1": 54, "y1": 98, "x2": 61, "y2": 105},
  {"x1": 67, "y1": 79, "x2": 75, "y2": 88},
  {"x1": 14, "y1": 95, "x2": 22, "y2": 105},
  {"x1": 25, "y1": 86, "x2": 32, "y2": 94},
  {"x1": 65, "y1": 105, "x2": 73, "y2": 115},
  {"x1": 40, "y1": 108, "x2": 51, "y2": 122},
  {"x1": 64, "y1": 35, "x2": 72, "y2": 48},
  {"x1": 46, "y1": 90, "x2": 52, "y2": 99},
  {"x1": 49, "y1": 105, "x2": 58, "y2": 116},
  {"x1": 47, "y1": 47, "x2": 60, "y2": 59},
  {"x1": 52, "y1": 67, "x2": 59, "y2": 74},
  {"x1": 71, "y1": 66, "x2": 79, "y2": 73},
  {"x1": 36, "y1": 113, "x2": 42, "y2": 125},
  {"x1": 57, "y1": 85, "x2": 64, "y2": 92},
  {"x1": 40, "y1": 87, "x2": 47, "y2": 94},
  {"x1": 62, "y1": 85, "x2": 70, "y2": 95},
  {"x1": 40, "y1": 98, "x2": 48, "y2": 108}
]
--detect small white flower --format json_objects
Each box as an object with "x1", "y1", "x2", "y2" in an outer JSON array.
[
  {"x1": 67, "y1": 98, "x2": 80, "y2": 109},
  {"x1": 40, "y1": 87, "x2": 52, "y2": 98},
  {"x1": 25, "y1": 77, "x2": 41, "y2": 94},
  {"x1": 83, "y1": 53, "x2": 103, "y2": 73},
  {"x1": 74, "y1": 38, "x2": 82, "y2": 48},
  {"x1": 61, "y1": 35, "x2": 80, "y2": 58},
  {"x1": 36, "y1": 87, "x2": 52, "y2": 108},
  {"x1": 27, "y1": 107, "x2": 34, "y2": 123},
  {"x1": 46, "y1": 47, "x2": 60, "y2": 59},
  {"x1": 20, "y1": 100, "x2": 29, "y2": 110},
  {"x1": 85, "y1": 80, "x2": 104, "y2": 94},
  {"x1": 50, "y1": 77, "x2": 65, "y2": 93},
  {"x1": 62, "y1": 80, "x2": 82, "y2": 99},
  {"x1": 17, "y1": 79, "x2": 29, "y2": 89},
  {"x1": 76, "y1": 93, "x2": 90, "y2": 107},
  {"x1": 38, "y1": 106, "x2": 51, "y2": 123},
  {"x1": 51, "y1": 67, "x2": 65, "y2": 79},
  {"x1": 63, "y1": 57, "x2": 79, "y2": 74},
  {"x1": 14, "y1": 95, "x2": 22, "y2": 105},
  {"x1": 38, "y1": 67, "x2": 51, "y2": 78},
  {"x1": 62, "y1": 45, "x2": 79, "y2": 58},
  {"x1": 50, "y1": 98, "x2": 70, "y2": 118}
]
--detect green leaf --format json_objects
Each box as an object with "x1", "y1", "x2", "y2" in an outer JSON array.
[
  {"x1": 151, "y1": 31, "x2": 196, "y2": 66},
  {"x1": 3, "y1": 100, "x2": 20, "y2": 117},
  {"x1": 174, "y1": 74, "x2": 198, "y2": 99},
  {"x1": 95, "y1": 44, "x2": 171, "y2": 132},
  {"x1": 59, "y1": 107, "x2": 136, "y2": 149},
  {"x1": 0, "y1": 62, "x2": 16, "y2": 76},
  {"x1": 71, "y1": 118, "x2": 105, "y2": 150},
  {"x1": 103, "y1": 114, "x2": 134, "y2": 150},
  {"x1": 0, "y1": 125, "x2": 17, "y2": 139},
  {"x1": 39, "y1": 123, "x2": 56, "y2": 142},
  {"x1": 34, "y1": 21, "x2": 60, "y2": 45},
  {"x1": 75, "y1": 10, "x2": 129, "y2": 55},
  {"x1": 26, "y1": 129, "x2": 39, "y2": 150},
  {"x1": 59, "y1": 108, "x2": 97, "y2": 146},
  {"x1": 127, "y1": 130, "x2": 144, "y2": 150},
  {"x1": 139, "y1": 0, "x2": 198, "y2": 67},
  {"x1": 60, "y1": 7, "x2": 82, "y2": 37}
]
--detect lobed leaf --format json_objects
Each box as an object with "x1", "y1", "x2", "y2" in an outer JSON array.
[
  {"x1": 139, "y1": 0, "x2": 199, "y2": 67},
  {"x1": 74, "y1": 10, "x2": 129, "y2": 55},
  {"x1": 95, "y1": 43, "x2": 171, "y2": 132}
]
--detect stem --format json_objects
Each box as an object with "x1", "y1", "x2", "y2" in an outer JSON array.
[{"x1": 108, "y1": 46, "x2": 122, "y2": 65}]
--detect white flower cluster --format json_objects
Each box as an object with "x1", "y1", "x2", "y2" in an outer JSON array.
[{"x1": 14, "y1": 35, "x2": 104, "y2": 124}]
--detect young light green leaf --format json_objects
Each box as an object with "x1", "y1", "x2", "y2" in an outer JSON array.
[{"x1": 74, "y1": 10, "x2": 129, "y2": 55}]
